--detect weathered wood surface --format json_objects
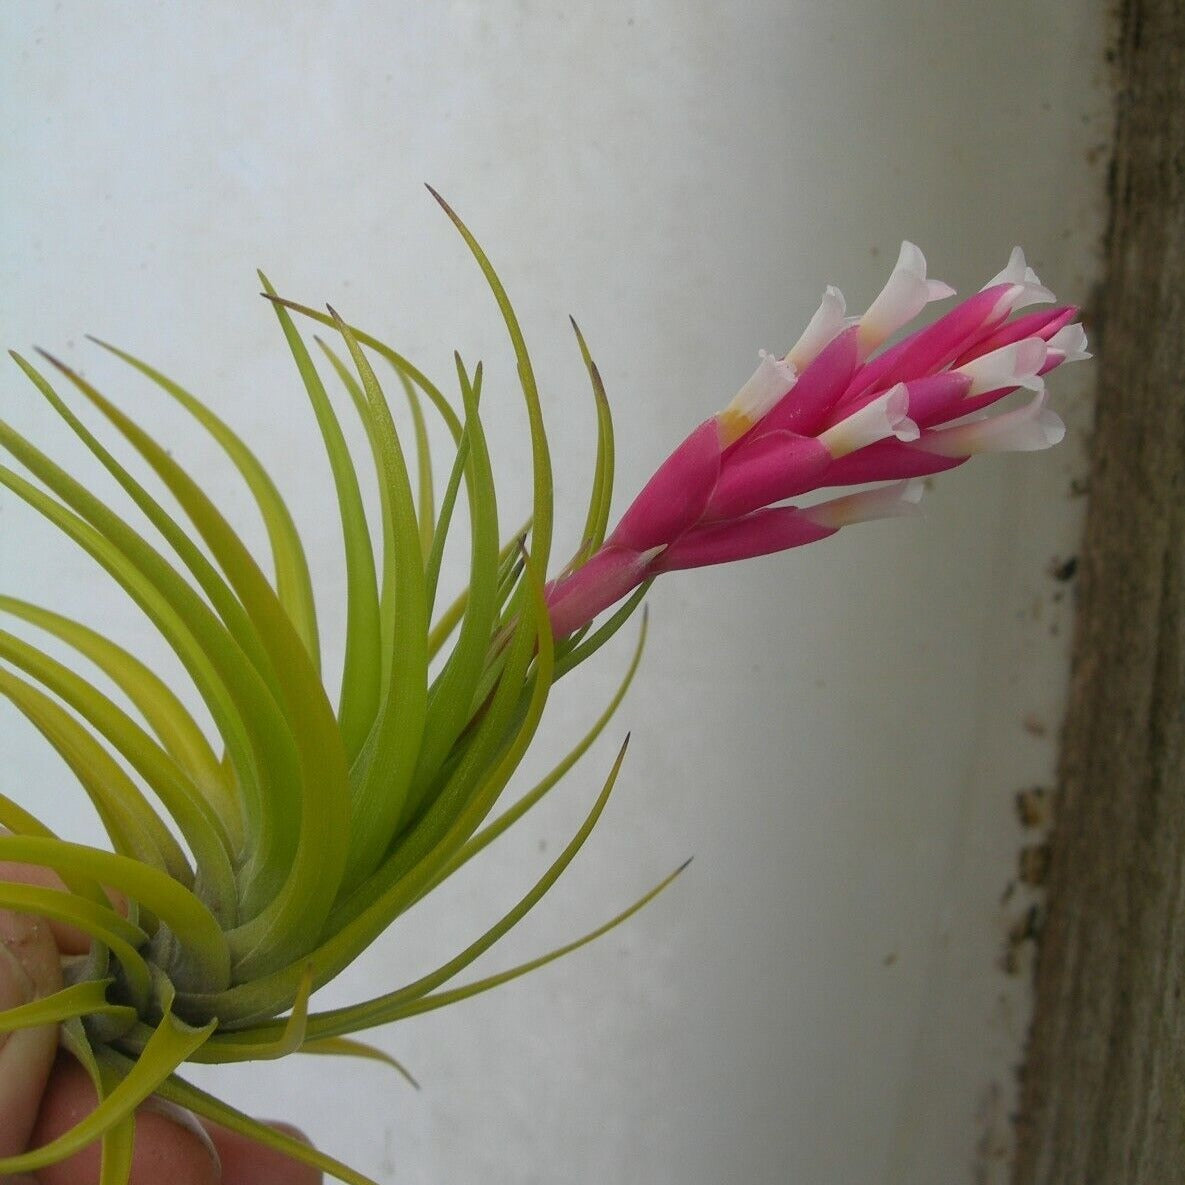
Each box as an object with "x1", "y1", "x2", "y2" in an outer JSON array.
[{"x1": 1012, "y1": 1, "x2": 1185, "y2": 1181}]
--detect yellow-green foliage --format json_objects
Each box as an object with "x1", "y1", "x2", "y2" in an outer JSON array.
[{"x1": 0, "y1": 195, "x2": 676, "y2": 1185}]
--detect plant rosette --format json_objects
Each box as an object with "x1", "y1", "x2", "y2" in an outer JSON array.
[{"x1": 0, "y1": 194, "x2": 1088, "y2": 1184}]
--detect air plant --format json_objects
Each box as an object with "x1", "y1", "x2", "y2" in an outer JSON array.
[{"x1": 0, "y1": 194, "x2": 1088, "y2": 1184}]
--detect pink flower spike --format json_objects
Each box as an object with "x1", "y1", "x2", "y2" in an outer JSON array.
[
  {"x1": 981, "y1": 246, "x2": 1056, "y2": 315},
  {"x1": 918, "y1": 391, "x2": 1065, "y2": 458},
  {"x1": 818, "y1": 383, "x2": 918, "y2": 456},
  {"x1": 706, "y1": 431, "x2": 831, "y2": 520},
  {"x1": 786, "y1": 285, "x2": 849, "y2": 369},
  {"x1": 803, "y1": 478, "x2": 925, "y2": 530},
  {"x1": 545, "y1": 544, "x2": 662, "y2": 638},
  {"x1": 652, "y1": 506, "x2": 835, "y2": 571},
  {"x1": 857, "y1": 241, "x2": 956, "y2": 356},
  {"x1": 955, "y1": 338, "x2": 1048, "y2": 397},
  {"x1": 608, "y1": 418, "x2": 722, "y2": 552},
  {"x1": 716, "y1": 351, "x2": 797, "y2": 445}
]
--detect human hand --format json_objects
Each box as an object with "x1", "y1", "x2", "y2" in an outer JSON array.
[{"x1": 0, "y1": 858, "x2": 322, "y2": 1184}]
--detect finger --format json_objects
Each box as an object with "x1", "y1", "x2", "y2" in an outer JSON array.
[
  {"x1": 0, "y1": 858, "x2": 127, "y2": 956},
  {"x1": 205, "y1": 1118, "x2": 324, "y2": 1185},
  {"x1": 0, "y1": 906, "x2": 63, "y2": 1158},
  {"x1": 26, "y1": 1054, "x2": 221, "y2": 1185}
]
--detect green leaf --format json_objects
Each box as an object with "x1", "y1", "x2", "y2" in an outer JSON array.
[
  {"x1": 0, "y1": 979, "x2": 134, "y2": 1036},
  {"x1": 434, "y1": 609, "x2": 647, "y2": 886},
  {"x1": 427, "y1": 517, "x2": 529, "y2": 660},
  {"x1": 315, "y1": 337, "x2": 403, "y2": 690},
  {"x1": 16, "y1": 352, "x2": 285, "y2": 710},
  {"x1": 184, "y1": 963, "x2": 313, "y2": 1064},
  {"x1": 399, "y1": 368, "x2": 436, "y2": 562},
  {"x1": 0, "y1": 451, "x2": 296, "y2": 902},
  {"x1": 0, "y1": 629, "x2": 236, "y2": 916},
  {"x1": 0, "y1": 883, "x2": 151, "y2": 1009},
  {"x1": 0, "y1": 791, "x2": 109, "y2": 905},
  {"x1": 298, "y1": 1036, "x2": 420, "y2": 1089},
  {"x1": 27, "y1": 346, "x2": 353, "y2": 972},
  {"x1": 405, "y1": 355, "x2": 500, "y2": 812},
  {"x1": 326, "y1": 309, "x2": 430, "y2": 890},
  {"x1": 301, "y1": 734, "x2": 630, "y2": 1037},
  {"x1": 260, "y1": 274, "x2": 381, "y2": 762},
  {"x1": 86, "y1": 335, "x2": 322, "y2": 670},
  {"x1": 0, "y1": 595, "x2": 234, "y2": 830},
  {"x1": 421, "y1": 363, "x2": 477, "y2": 625},
  {"x1": 427, "y1": 188, "x2": 556, "y2": 581},
  {"x1": 569, "y1": 317, "x2": 616, "y2": 562},
  {"x1": 0, "y1": 666, "x2": 190, "y2": 887},
  {"x1": 0, "y1": 834, "x2": 229, "y2": 993},
  {"x1": 383, "y1": 858, "x2": 690, "y2": 1021},
  {"x1": 148, "y1": 1069, "x2": 381, "y2": 1185},
  {"x1": 261, "y1": 294, "x2": 463, "y2": 441},
  {"x1": 0, "y1": 1005, "x2": 215, "y2": 1176}
]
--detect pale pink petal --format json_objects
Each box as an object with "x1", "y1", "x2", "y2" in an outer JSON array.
[
  {"x1": 1043, "y1": 323, "x2": 1091, "y2": 366},
  {"x1": 857, "y1": 242, "x2": 955, "y2": 355},
  {"x1": 918, "y1": 392, "x2": 1065, "y2": 458},
  {"x1": 817, "y1": 384, "x2": 918, "y2": 457},
  {"x1": 717, "y1": 351, "x2": 797, "y2": 444},
  {"x1": 956, "y1": 338, "x2": 1048, "y2": 397},
  {"x1": 746, "y1": 325, "x2": 861, "y2": 439},
  {"x1": 981, "y1": 246, "x2": 1056, "y2": 315},
  {"x1": 786, "y1": 285, "x2": 849, "y2": 369},
  {"x1": 803, "y1": 479, "x2": 925, "y2": 530}
]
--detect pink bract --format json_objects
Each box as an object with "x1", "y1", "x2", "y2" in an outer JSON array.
[{"x1": 545, "y1": 244, "x2": 1088, "y2": 638}]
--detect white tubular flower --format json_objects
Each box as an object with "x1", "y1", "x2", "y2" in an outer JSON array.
[
  {"x1": 786, "y1": 285, "x2": 848, "y2": 369},
  {"x1": 716, "y1": 350, "x2": 797, "y2": 444},
  {"x1": 919, "y1": 391, "x2": 1066, "y2": 458},
  {"x1": 1046, "y1": 323, "x2": 1092, "y2": 363},
  {"x1": 982, "y1": 245, "x2": 1056, "y2": 315},
  {"x1": 817, "y1": 382, "x2": 919, "y2": 458},
  {"x1": 857, "y1": 242, "x2": 956, "y2": 356},
  {"x1": 805, "y1": 478, "x2": 926, "y2": 529},
  {"x1": 956, "y1": 337, "x2": 1048, "y2": 397}
]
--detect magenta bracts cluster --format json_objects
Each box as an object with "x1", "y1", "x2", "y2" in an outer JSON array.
[{"x1": 546, "y1": 244, "x2": 1089, "y2": 638}]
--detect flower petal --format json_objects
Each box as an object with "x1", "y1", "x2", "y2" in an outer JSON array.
[
  {"x1": 716, "y1": 351, "x2": 797, "y2": 445},
  {"x1": 857, "y1": 241, "x2": 955, "y2": 355},
  {"x1": 918, "y1": 391, "x2": 1065, "y2": 457},
  {"x1": 786, "y1": 285, "x2": 848, "y2": 369}
]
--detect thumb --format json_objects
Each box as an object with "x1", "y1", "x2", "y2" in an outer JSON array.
[{"x1": 0, "y1": 904, "x2": 64, "y2": 1160}]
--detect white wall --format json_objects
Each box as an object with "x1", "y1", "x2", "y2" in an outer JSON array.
[{"x1": 1, "y1": 4, "x2": 1107, "y2": 1183}]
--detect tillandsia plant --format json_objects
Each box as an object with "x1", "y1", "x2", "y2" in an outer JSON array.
[{"x1": 0, "y1": 192, "x2": 1088, "y2": 1184}]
